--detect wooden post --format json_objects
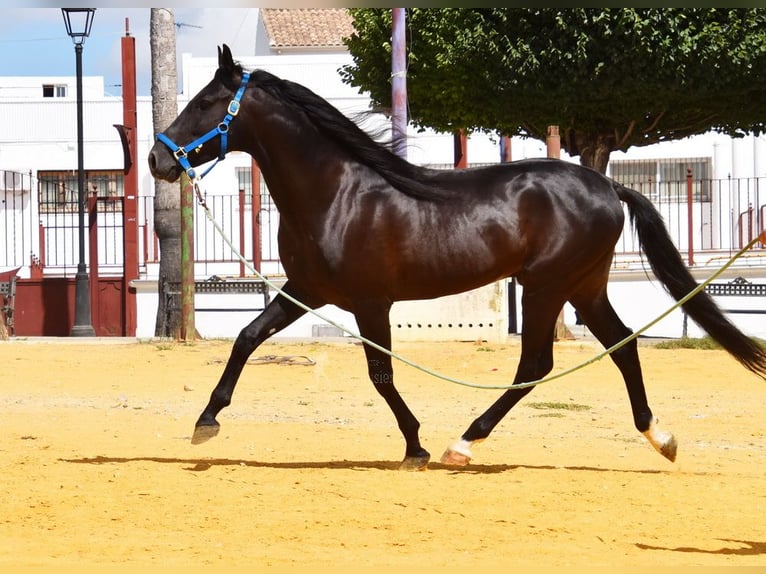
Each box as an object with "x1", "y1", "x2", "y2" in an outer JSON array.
[
  {"x1": 547, "y1": 125, "x2": 574, "y2": 341},
  {"x1": 180, "y1": 172, "x2": 195, "y2": 341}
]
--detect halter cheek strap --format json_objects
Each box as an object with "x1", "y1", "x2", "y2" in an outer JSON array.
[{"x1": 156, "y1": 71, "x2": 250, "y2": 181}]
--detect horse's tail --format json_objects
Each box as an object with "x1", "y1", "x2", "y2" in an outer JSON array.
[{"x1": 614, "y1": 183, "x2": 766, "y2": 381}]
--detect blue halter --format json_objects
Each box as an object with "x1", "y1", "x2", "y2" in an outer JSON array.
[{"x1": 156, "y1": 72, "x2": 250, "y2": 181}]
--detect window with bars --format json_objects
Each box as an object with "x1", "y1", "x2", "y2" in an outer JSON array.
[
  {"x1": 608, "y1": 157, "x2": 712, "y2": 202},
  {"x1": 236, "y1": 166, "x2": 253, "y2": 205},
  {"x1": 38, "y1": 170, "x2": 124, "y2": 213}
]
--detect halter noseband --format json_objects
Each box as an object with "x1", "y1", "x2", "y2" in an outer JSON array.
[{"x1": 156, "y1": 71, "x2": 250, "y2": 181}]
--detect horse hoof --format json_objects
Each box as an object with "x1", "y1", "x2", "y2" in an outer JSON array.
[
  {"x1": 659, "y1": 434, "x2": 678, "y2": 462},
  {"x1": 440, "y1": 448, "x2": 472, "y2": 467},
  {"x1": 191, "y1": 423, "x2": 220, "y2": 445},
  {"x1": 399, "y1": 454, "x2": 430, "y2": 471},
  {"x1": 642, "y1": 418, "x2": 677, "y2": 463}
]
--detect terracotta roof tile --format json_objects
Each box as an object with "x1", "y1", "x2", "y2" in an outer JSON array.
[{"x1": 261, "y1": 8, "x2": 355, "y2": 49}]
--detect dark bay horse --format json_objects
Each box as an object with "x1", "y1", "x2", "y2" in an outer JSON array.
[{"x1": 148, "y1": 45, "x2": 766, "y2": 470}]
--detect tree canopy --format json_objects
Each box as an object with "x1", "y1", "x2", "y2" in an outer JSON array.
[{"x1": 341, "y1": 8, "x2": 766, "y2": 172}]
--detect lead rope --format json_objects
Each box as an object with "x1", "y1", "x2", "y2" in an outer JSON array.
[{"x1": 192, "y1": 180, "x2": 764, "y2": 391}]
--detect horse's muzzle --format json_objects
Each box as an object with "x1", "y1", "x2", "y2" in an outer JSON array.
[{"x1": 148, "y1": 143, "x2": 182, "y2": 182}]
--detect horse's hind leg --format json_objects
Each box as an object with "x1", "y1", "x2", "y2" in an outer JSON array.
[
  {"x1": 442, "y1": 291, "x2": 561, "y2": 466},
  {"x1": 354, "y1": 302, "x2": 430, "y2": 470},
  {"x1": 192, "y1": 283, "x2": 309, "y2": 444},
  {"x1": 572, "y1": 290, "x2": 677, "y2": 462}
]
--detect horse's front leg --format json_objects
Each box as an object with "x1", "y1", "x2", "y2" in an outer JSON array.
[
  {"x1": 354, "y1": 302, "x2": 430, "y2": 470},
  {"x1": 192, "y1": 285, "x2": 308, "y2": 444}
]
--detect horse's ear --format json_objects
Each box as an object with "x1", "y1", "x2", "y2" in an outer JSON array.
[{"x1": 218, "y1": 44, "x2": 235, "y2": 74}]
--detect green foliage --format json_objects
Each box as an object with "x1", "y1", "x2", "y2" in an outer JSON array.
[{"x1": 342, "y1": 8, "x2": 766, "y2": 170}]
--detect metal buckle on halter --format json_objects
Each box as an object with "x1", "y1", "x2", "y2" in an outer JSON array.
[
  {"x1": 227, "y1": 100, "x2": 240, "y2": 116},
  {"x1": 173, "y1": 147, "x2": 188, "y2": 160}
]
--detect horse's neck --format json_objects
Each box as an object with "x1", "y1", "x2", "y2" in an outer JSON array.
[{"x1": 244, "y1": 129, "x2": 341, "y2": 221}]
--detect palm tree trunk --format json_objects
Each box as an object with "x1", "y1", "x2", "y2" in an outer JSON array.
[{"x1": 150, "y1": 8, "x2": 181, "y2": 337}]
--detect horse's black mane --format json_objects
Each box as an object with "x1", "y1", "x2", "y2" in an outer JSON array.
[{"x1": 244, "y1": 67, "x2": 454, "y2": 201}]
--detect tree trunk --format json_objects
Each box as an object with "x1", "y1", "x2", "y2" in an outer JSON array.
[
  {"x1": 150, "y1": 8, "x2": 181, "y2": 337},
  {"x1": 574, "y1": 133, "x2": 612, "y2": 174},
  {"x1": 0, "y1": 311, "x2": 8, "y2": 340}
]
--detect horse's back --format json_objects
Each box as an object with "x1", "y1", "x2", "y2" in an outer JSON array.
[
  {"x1": 444, "y1": 159, "x2": 626, "y2": 288},
  {"x1": 338, "y1": 159, "x2": 626, "y2": 300}
]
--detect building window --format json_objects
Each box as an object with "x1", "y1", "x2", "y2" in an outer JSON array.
[
  {"x1": 38, "y1": 170, "x2": 124, "y2": 213},
  {"x1": 42, "y1": 84, "x2": 67, "y2": 98},
  {"x1": 236, "y1": 166, "x2": 253, "y2": 205},
  {"x1": 608, "y1": 157, "x2": 712, "y2": 202}
]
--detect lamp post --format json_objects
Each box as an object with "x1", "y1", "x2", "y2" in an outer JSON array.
[{"x1": 62, "y1": 8, "x2": 96, "y2": 337}]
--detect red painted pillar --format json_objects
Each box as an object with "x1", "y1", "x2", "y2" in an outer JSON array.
[
  {"x1": 546, "y1": 125, "x2": 573, "y2": 340},
  {"x1": 251, "y1": 157, "x2": 261, "y2": 272},
  {"x1": 546, "y1": 125, "x2": 560, "y2": 159},
  {"x1": 120, "y1": 19, "x2": 139, "y2": 336},
  {"x1": 88, "y1": 192, "x2": 99, "y2": 335},
  {"x1": 238, "y1": 188, "x2": 246, "y2": 277}
]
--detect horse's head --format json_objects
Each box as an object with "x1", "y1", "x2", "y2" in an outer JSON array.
[{"x1": 148, "y1": 44, "x2": 249, "y2": 183}]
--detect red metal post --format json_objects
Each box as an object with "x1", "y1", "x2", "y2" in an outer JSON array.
[
  {"x1": 121, "y1": 19, "x2": 139, "y2": 335},
  {"x1": 686, "y1": 167, "x2": 694, "y2": 266},
  {"x1": 546, "y1": 125, "x2": 573, "y2": 340},
  {"x1": 38, "y1": 224, "x2": 46, "y2": 270},
  {"x1": 142, "y1": 218, "x2": 149, "y2": 263},
  {"x1": 251, "y1": 157, "x2": 262, "y2": 272},
  {"x1": 87, "y1": 192, "x2": 99, "y2": 334},
  {"x1": 238, "y1": 188, "x2": 246, "y2": 277}
]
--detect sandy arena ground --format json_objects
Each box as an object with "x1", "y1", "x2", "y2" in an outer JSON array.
[{"x1": 1, "y1": 335, "x2": 765, "y2": 567}]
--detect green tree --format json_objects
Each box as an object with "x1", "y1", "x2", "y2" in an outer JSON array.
[{"x1": 341, "y1": 8, "x2": 766, "y2": 172}]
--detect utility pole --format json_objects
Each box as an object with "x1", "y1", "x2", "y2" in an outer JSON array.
[{"x1": 391, "y1": 8, "x2": 407, "y2": 159}]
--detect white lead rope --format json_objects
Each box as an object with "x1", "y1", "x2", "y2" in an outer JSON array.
[{"x1": 193, "y1": 180, "x2": 765, "y2": 391}]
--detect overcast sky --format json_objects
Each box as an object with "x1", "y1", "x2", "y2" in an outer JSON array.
[{"x1": 0, "y1": 8, "x2": 263, "y2": 97}]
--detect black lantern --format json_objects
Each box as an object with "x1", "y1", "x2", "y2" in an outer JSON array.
[{"x1": 62, "y1": 8, "x2": 96, "y2": 336}]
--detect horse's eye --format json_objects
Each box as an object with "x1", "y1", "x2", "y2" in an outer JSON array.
[{"x1": 197, "y1": 98, "x2": 214, "y2": 112}]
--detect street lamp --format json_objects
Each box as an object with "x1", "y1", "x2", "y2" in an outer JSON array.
[{"x1": 62, "y1": 8, "x2": 96, "y2": 337}]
